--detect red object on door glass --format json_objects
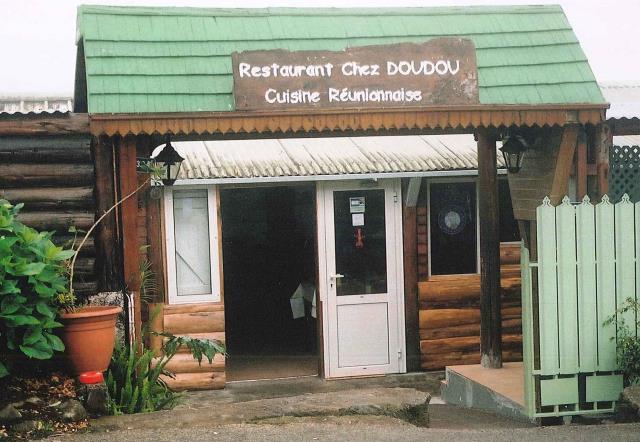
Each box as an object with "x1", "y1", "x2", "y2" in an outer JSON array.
[
  {"x1": 354, "y1": 228, "x2": 365, "y2": 249},
  {"x1": 79, "y1": 371, "x2": 104, "y2": 384}
]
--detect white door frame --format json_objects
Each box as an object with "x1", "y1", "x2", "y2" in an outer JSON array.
[{"x1": 317, "y1": 179, "x2": 406, "y2": 378}]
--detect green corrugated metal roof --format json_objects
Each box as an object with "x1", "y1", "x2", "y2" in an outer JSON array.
[{"x1": 76, "y1": 5, "x2": 606, "y2": 114}]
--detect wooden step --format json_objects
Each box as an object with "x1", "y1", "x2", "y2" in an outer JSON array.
[{"x1": 161, "y1": 371, "x2": 226, "y2": 391}]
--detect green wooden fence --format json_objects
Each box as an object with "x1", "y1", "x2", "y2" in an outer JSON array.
[{"x1": 522, "y1": 194, "x2": 639, "y2": 418}]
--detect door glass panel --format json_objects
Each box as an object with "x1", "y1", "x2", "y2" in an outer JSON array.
[
  {"x1": 333, "y1": 189, "x2": 387, "y2": 296},
  {"x1": 429, "y1": 182, "x2": 477, "y2": 275},
  {"x1": 173, "y1": 189, "x2": 212, "y2": 296}
]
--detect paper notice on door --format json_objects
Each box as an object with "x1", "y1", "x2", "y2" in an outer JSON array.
[
  {"x1": 349, "y1": 196, "x2": 365, "y2": 213},
  {"x1": 352, "y1": 213, "x2": 365, "y2": 226}
]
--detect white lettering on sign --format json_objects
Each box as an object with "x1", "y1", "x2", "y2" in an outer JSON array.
[
  {"x1": 239, "y1": 62, "x2": 334, "y2": 78},
  {"x1": 386, "y1": 60, "x2": 460, "y2": 76},
  {"x1": 341, "y1": 62, "x2": 381, "y2": 77},
  {"x1": 327, "y1": 87, "x2": 422, "y2": 103},
  {"x1": 233, "y1": 40, "x2": 479, "y2": 110},
  {"x1": 265, "y1": 88, "x2": 321, "y2": 104}
]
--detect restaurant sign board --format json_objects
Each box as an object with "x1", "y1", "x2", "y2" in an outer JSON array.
[{"x1": 232, "y1": 38, "x2": 479, "y2": 111}]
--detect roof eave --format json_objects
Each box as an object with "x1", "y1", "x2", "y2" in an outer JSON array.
[{"x1": 88, "y1": 104, "x2": 609, "y2": 138}]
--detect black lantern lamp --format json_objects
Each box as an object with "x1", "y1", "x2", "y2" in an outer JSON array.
[
  {"x1": 499, "y1": 134, "x2": 528, "y2": 174},
  {"x1": 153, "y1": 135, "x2": 184, "y2": 186}
]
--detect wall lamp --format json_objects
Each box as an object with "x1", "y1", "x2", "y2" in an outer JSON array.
[
  {"x1": 152, "y1": 135, "x2": 185, "y2": 186},
  {"x1": 499, "y1": 134, "x2": 529, "y2": 174}
]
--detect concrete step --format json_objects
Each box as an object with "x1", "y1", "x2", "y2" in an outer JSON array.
[
  {"x1": 93, "y1": 387, "x2": 431, "y2": 430},
  {"x1": 440, "y1": 366, "x2": 528, "y2": 422}
]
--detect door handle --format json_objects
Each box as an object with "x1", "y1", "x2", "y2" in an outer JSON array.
[{"x1": 329, "y1": 273, "x2": 344, "y2": 289}]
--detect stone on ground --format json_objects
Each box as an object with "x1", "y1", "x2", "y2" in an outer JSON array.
[
  {"x1": 57, "y1": 399, "x2": 88, "y2": 422},
  {"x1": 0, "y1": 404, "x2": 22, "y2": 424},
  {"x1": 622, "y1": 386, "x2": 640, "y2": 417},
  {"x1": 11, "y1": 419, "x2": 44, "y2": 433}
]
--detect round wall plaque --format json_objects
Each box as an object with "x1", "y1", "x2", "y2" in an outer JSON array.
[{"x1": 437, "y1": 204, "x2": 467, "y2": 235}]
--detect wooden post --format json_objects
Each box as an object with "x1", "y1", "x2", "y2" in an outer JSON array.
[
  {"x1": 595, "y1": 123, "x2": 612, "y2": 198},
  {"x1": 477, "y1": 129, "x2": 502, "y2": 368},
  {"x1": 549, "y1": 126, "x2": 579, "y2": 205},
  {"x1": 402, "y1": 178, "x2": 421, "y2": 372},
  {"x1": 576, "y1": 130, "x2": 588, "y2": 200},
  {"x1": 93, "y1": 136, "x2": 120, "y2": 291},
  {"x1": 118, "y1": 136, "x2": 142, "y2": 347}
]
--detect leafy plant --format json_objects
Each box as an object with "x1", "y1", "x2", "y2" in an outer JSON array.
[
  {"x1": 105, "y1": 332, "x2": 225, "y2": 415},
  {"x1": 0, "y1": 200, "x2": 75, "y2": 377},
  {"x1": 604, "y1": 297, "x2": 640, "y2": 386}
]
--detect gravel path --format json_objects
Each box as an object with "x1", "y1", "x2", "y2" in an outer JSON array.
[{"x1": 56, "y1": 420, "x2": 640, "y2": 442}]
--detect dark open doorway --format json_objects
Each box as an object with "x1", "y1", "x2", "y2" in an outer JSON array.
[{"x1": 220, "y1": 184, "x2": 319, "y2": 381}]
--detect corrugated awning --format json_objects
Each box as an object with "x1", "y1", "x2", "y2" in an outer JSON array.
[
  {"x1": 170, "y1": 134, "x2": 505, "y2": 183},
  {"x1": 613, "y1": 135, "x2": 640, "y2": 146}
]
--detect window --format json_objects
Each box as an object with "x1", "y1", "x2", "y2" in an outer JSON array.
[
  {"x1": 164, "y1": 186, "x2": 221, "y2": 304},
  {"x1": 426, "y1": 177, "x2": 520, "y2": 278},
  {"x1": 428, "y1": 181, "x2": 478, "y2": 276}
]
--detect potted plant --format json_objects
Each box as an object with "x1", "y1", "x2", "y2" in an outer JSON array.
[{"x1": 59, "y1": 166, "x2": 161, "y2": 375}]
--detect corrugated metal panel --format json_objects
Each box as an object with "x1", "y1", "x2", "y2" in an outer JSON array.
[
  {"x1": 172, "y1": 134, "x2": 505, "y2": 180},
  {"x1": 613, "y1": 135, "x2": 640, "y2": 147},
  {"x1": 601, "y1": 83, "x2": 640, "y2": 120},
  {"x1": 0, "y1": 97, "x2": 73, "y2": 115},
  {"x1": 77, "y1": 5, "x2": 605, "y2": 114}
]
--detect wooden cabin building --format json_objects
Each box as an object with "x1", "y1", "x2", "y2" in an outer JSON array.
[
  {"x1": 1, "y1": 5, "x2": 613, "y2": 391},
  {"x1": 159, "y1": 135, "x2": 523, "y2": 382},
  {"x1": 74, "y1": 5, "x2": 608, "y2": 390}
]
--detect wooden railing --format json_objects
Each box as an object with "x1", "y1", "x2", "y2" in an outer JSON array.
[{"x1": 522, "y1": 194, "x2": 639, "y2": 419}]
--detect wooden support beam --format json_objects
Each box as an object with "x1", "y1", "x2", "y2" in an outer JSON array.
[
  {"x1": 576, "y1": 130, "x2": 588, "y2": 200},
  {"x1": 93, "y1": 136, "x2": 121, "y2": 291},
  {"x1": 549, "y1": 126, "x2": 579, "y2": 204},
  {"x1": 118, "y1": 136, "x2": 142, "y2": 346},
  {"x1": 595, "y1": 123, "x2": 612, "y2": 198},
  {"x1": 402, "y1": 179, "x2": 420, "y2": 372},
  {"x1": 146, "y1": 194, "x2": 165, "y2": 303},
  {"x1": 477, "y1": 128, "x2": 502, "y2": 368}
]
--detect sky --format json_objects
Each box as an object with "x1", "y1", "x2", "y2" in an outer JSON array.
[{"x1": 2, "y1": 0, "x2": 639, "y2": 96}]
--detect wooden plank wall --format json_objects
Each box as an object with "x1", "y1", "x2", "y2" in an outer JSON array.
[
  {"x1": 418, "y1": 243, "x2": 522, "y2": 370},
  {"x1": 161, "y1": 303, "x2": 226, "y2": 390},
  {"x1": 0, "y1": 134, "x2": 97, "y2": 297}
]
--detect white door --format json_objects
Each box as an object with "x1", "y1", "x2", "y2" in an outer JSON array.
[{"x1": 318, "y1": 179, "x2": 405, "y2": 378}]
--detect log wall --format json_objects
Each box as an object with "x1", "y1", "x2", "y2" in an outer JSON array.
[
  {"x1": 0, "y1": 133, "x2": 97, "y2": 297},
  {"x1": 160, "y1": 303, "x2": 226, "y2": 390},
  {"x1": 418, "y1": 242, "x2": 522, "y2": 370}
]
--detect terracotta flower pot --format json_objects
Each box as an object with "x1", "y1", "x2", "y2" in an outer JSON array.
[{"x1": 59, "y1": 305, "x2": 122, "y2": 375}]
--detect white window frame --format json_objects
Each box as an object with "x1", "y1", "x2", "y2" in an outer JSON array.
[
  {"x1": 163, "y1": 185, "x2": 221, "y2": 305},
  {"x1": 426, "y1": 177, "x2": 481, "y2": 278}
]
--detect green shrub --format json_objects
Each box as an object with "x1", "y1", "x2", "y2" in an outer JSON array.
[
  {"x1": 604, "y1": 297, "x2": 640, "y2": 386},
  {"x1": 0, "y1": 200, "x2": 74, "y2": 377},
  {"x1": 105, "y1": 333, "x2": 225, "y2": 415}
]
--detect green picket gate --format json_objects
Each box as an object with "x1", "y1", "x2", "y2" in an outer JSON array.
[{"x1": 522, "y1": 194, "x2": 639, "y2": 419}]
